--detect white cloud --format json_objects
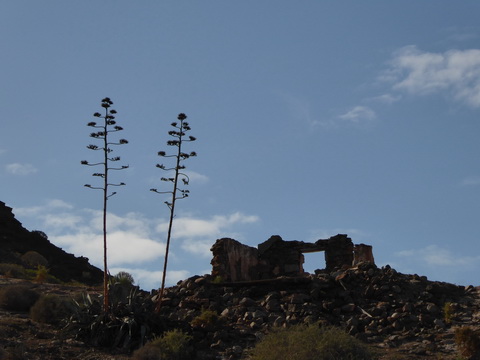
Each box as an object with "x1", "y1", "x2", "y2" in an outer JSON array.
[
  {"x1": 43, "y1": 213, "x2": 84, "y2": 230},
  {"x1": 180, "y1": 239, "x2": 215, "y2": 258},
  {"x1": 47, "y1": 199, "x2": 74, "y2": 209},
  {"x1": 54, "y1": 231, "x2": 165, "y2": 266},
  {"x1": 386, "y1": 46, "x2": 480, "y2": 107},
  {"x1": 15, "y1": 200, "x2": 259, "y2": 282},
  {"x1": 183, "y1": 170, "x2": 209, "y2": 184},
  {"x1": 158, "y1": 212, "x2": 259, "y2": 239},
  {"x1": 338, "y1": 106, "x2": 376, "y2": 122},
  {"x1": 5, "y1": 163, "x2": 38, "y2": 175},
  {"x1": 156, "y1": 212, "x2": 260, "y2": 257},
  {"x1": 370, "y1": 94, "x2": 402, "y2": 104},
  {"x1": 15, "y1": 199, "x2": 74, "y2": 218},
  {"x1": 16, "y1": 201, "x2": 165, "y2": 267}
]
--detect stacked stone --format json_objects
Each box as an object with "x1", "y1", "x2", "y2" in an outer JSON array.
[{"x1": 156, "y1": 263, "x2": 477, "y2": 360}]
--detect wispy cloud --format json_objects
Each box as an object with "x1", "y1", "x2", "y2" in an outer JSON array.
[
  {"x1": 5, "y1": 163, "x2": 38, "y2": 175},
  {"x1": 338, "y1": 106, "x2": 376, "y2": 122},
  {"x1": 396, "y1": 244, "x2": 480, "y2": 267},
  {"x1": 183, "y1": 170, "x2": 209, "y2": 184},
  {"x1": 280, "y1": 92, "x2": 322, "y2": 127},
  {"x1": 392, "y1": 244, "x2": 480, "y2": 285},
  {"x1": 369, "y1": 94, "x2": 402, "y2": 104},
  {"x1": 385, "y1": 45, "x2": 480, "y2": 107},
  {"x1": 460, "y1": 176, "x2": 480, "y2": 186}
]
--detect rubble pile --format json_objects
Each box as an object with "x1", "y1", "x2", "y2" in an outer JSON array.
[{"x1": 157, "y1": 263, "x2": 479, "y2": 359}]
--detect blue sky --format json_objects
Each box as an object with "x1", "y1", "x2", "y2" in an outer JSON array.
[{"x1": 2, "y1": 2, "x2": 480, "y2": 291}]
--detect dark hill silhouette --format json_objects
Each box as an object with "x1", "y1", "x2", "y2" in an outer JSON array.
[{"x1": 0, "y1": 201, "x2": 102, "y2": 285}]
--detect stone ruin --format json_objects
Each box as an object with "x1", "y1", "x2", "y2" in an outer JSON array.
[{"x1": 210, "y1": 234, "x2": 374, "y2": 282}]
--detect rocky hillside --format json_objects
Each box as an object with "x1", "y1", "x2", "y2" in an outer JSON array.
[
  {"x1": 1, "y1": 200, "x2": 480, "y2": 359},
  {"x1": 0, "y1": 201, "x2": 102, "y2": 285},
  {"x1": 157, "y1": 265, "x2": 480, "y2": 359}
]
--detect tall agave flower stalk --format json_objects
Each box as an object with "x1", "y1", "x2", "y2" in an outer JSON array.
[
  {"x1": 151, "y1": 113, "x2": 196, "y2": 312},
  {"x1": 81, "y1": 97, "x2": 129, "y2": 313}
]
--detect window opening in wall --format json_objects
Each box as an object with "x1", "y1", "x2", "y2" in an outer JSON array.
[{"x1": 302, "y1": 251, "x2": 326, "y2": 274}]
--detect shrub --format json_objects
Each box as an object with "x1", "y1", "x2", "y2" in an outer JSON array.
[
  {"x1": 112, "y1": 271, "x2": 135, "y2": 286},
  {"x1": 212, "y1": 275, "x2": 224, "y2": 284},
  {"x1": 132, "y1": 329, "x2": 193, "y2": 360},
  {"x1": 443, "y1": 302, "x2": 454, "y2": 324},
  {"x1": 191, "y1": 309, "x2": 220, "y2": 329},
  {"x1": 455, "y1": 326, "x2": 480, "y2": 359},
  {"x1": 34, "y1": 265, "x2": 49, "y2": 283},
  {"x1": 23, "y1": 266, "x2": 60, "y2": 284},
  {"x1": 249, "y1": 323, "x2": 375, "y2": 360},
  {"x1": 66, "y1": 289, "x2": 163, "y2": 351},
  {"x1": 0, "y1": 285, "x2": 40, "y2": 311},
  {"x1": 30, "y1": 294, "x2": 72, "y2": 325},
  {"x1": 0, "y1": 263, "x2": 26, "y2": 279},
  {"x1": 21, "y1": 251, "x2": 48, "y2": 268}
]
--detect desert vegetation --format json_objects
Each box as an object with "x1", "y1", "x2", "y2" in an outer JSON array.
[
  {"x1": 132, "y1": 329, "x2": 193, "y2": 360},
  {"x1": 248, "y1": 323, "x2": 375, "y2": 360},
  {"x1": 150, "y1": 112, "x2": 196, "y2": 312},
  {"x1": 82, "y1": 97, "x2": 129, "y2": 313}
]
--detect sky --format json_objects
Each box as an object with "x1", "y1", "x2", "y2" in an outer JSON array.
[{"x1": 1, "y1": 2, "x2": 480, "y2": 291}]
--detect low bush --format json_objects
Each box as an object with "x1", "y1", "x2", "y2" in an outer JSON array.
[
  {"x1": 34, "y1": 265, "x2": 49, "y2": 283},
  {"x1": 21, "y1": 251, "x2": 48, "y2": 268},
  {"x1": 0, "y1": 263, "x2": 26, "y2": 279},
  {"x1": 23, "y1": 267, "x2": 61, "y2": 284},
  {"x1": 191, "y1": 309, "x2": 221, "y2": 329},
  {"x1": 30, "y1": 294, "x2": 72, "y2": 325},
  {"x1": 455, "y1": 326, "x2": 480, "y2": 359},
  {"x1": 249, "y1": 323, "x2": 375, "y2": 360},
  {"x1": 111, "y1": 271, "x2": 135, "y2": 286},
  {"x1": 212, "y1": 275, "x2": 224, "y2": 284},
  {"x1": 0, "y1": 285, "x2": 40, "y2": 312},
  {"x1": 132, "y1": 329, "x2": 193, "y2": 360}
]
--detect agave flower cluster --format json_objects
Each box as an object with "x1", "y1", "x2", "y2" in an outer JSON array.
[
  {"x1": 82, "y1": 97, "x2": 129, "y2": 197},
  {"x1": 151, "y1": 113, "x2": 197, "y2": 205}
]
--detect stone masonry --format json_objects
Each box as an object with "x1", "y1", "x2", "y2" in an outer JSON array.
[{"x1": 210, "y1": 234, "x2": 374, "y2": 282}]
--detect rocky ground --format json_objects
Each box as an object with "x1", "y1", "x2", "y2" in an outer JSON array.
[
  {"x1": 1, "y1": 263, "x2": 480, "y2": 359},
  {"x1": 0, "y1": 278, "x2": 130, "y2": 360},
  {"x1": 157, "y1": 263, "x2": 480, "y2": 359}
]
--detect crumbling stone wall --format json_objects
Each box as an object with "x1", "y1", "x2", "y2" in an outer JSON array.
[
  {"x1": 353, "y1": 243, "x2": 375, "y2": 265},
  {"x1": 210, "y1": 234, "x2": 374, "y2": 282},
  {"x1": 210, "y1": 238, "x2": 261, "y2": 282}
]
